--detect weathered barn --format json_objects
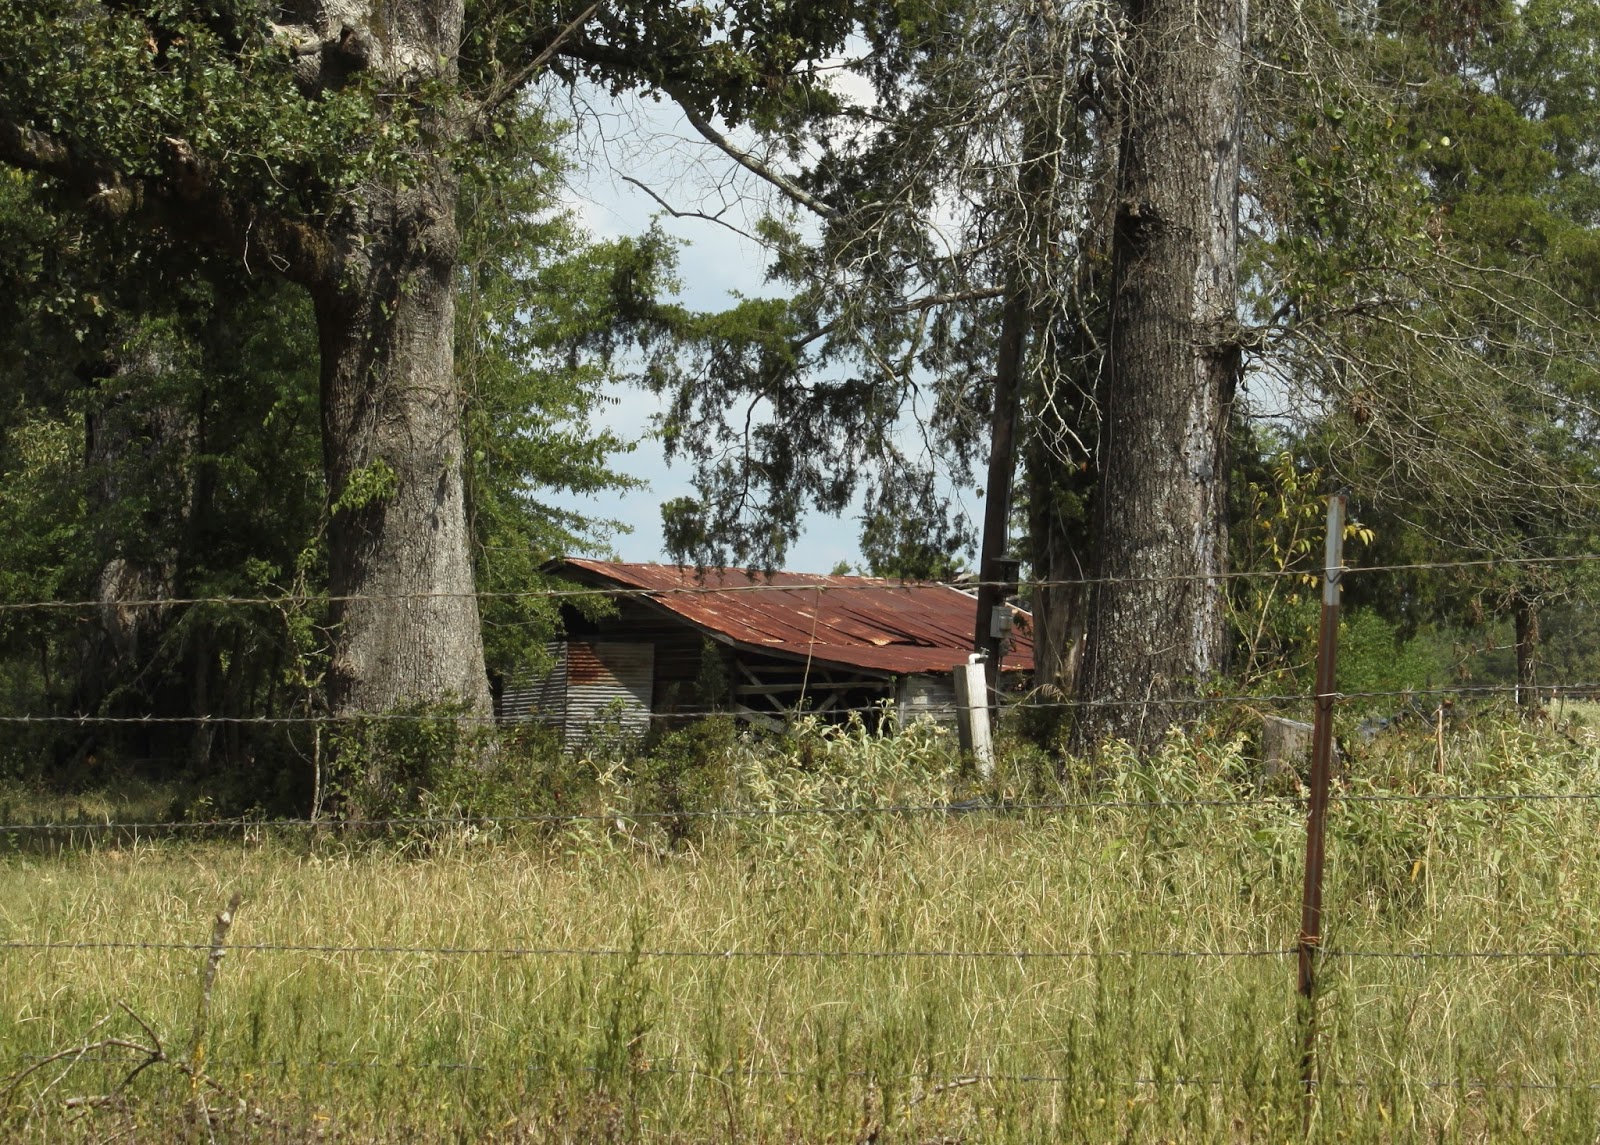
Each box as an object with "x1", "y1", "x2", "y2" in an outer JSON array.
[{"x1": 494, "y1": 559, "x2": 1033, "y2": 742}]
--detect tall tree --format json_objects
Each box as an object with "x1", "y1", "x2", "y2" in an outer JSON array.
[
  {"x1": 0, "y1": 0, "x2": 863, "y2": 740},
  {"x1": 0, "y1": 107, "x2": 663, "y2": 795},
  {"x1": 1249, "y1": 0, "x2": 1600, "y2": 713},
  {"x1": 1073, "y1": 0, "x2": 1247, "y2": 749}
]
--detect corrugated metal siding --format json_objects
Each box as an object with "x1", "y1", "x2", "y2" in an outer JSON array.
[
  {"x1": 567, "y1": 598, "x2": 721, "y2": 715},
  {"x1": 563, "y1": 641, "x2": 654, "y2": 741},
  {"x1": 496, "y1": 642, "x2": 567, "y2": 728}
]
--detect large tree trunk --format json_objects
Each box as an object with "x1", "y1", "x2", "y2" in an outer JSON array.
[
  {"x1": 1025, "y1": 441, "x2": 1090, "y2": 702},
  {"x1": 1075, "y1": 0, "x2": 1246, "y2": 752},
  {"x1": 278, "y1": 0, "x2": 491, "y2": 726},
  {"x1": 315, "y1": 177, "x2": 490, "y2": 721},
  {"x1": 74, "y1": 343, "x2": 188, "y2": 760}
]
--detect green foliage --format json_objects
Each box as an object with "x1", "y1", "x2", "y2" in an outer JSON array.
[
  {"x1": 1336, "y1": 611, "x2": 1455, "y2": 702},
  {"x1": 403, "y1": 720, "x2": 602, "y2": 826},
  {"x1": 454, "y1": 114, "x2": 655, "y2": 680},
  {"x1": 624, "y1": 718, "x2": 741, "y2": 845},
  {"x1": 629, "y1": 0, "x2": 1097, "y2": 569},
  {"x1": 329, "y1": 458, "x2": 397, "y2": 515},
  {"x1": 1227, "y1": 444, "x2": 1375, "y2": 688},
  {"x1": 1256, "y1": 0, "x2": 1600, "y2": 657},
  {"x1": 0, "y1": 78, "x2": 666, "y2": 797},
  {"x1": 0, "y1": 0, "x2": 883, "y2": 795},
  {"x1": 0, "y1": 168, "x2": 330, "y2": 774},
  {"x1": 0, "y1": 1, "x2": 427, "y2": 222},
  {"x1": 327, "y1": 701, "x2": 490, "y2": 822},
  {"x1": 859, "y1": 511, "x2": 972, "y2": 581}
]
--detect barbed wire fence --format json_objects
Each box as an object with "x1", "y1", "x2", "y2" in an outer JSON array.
[{"x1": 4, "y1": 507, "x2": 1600, "y2": 1119}]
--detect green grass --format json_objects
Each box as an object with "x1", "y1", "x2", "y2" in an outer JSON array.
[{"x1": 2, "y1": 716, "x2": 1599, "y2": 1140}]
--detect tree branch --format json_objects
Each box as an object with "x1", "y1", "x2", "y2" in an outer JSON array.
[
  {"x1": 551, "y1": 28, "x2": 842, "y2": 221},
  {"x1": 478, "y1": 2, "x2": 603, "y2": 127},
  {"x1": 0, "y1": 120, "x2": 335, "y2": 287},
  {"x1": 659, "y1": 87, "x2": 839, "y2": 220},
  {"x1": 791, "y1": 286, "x2": 1007, "y2": 352},
  {"x1": 620, "y1": 175, "x2": 757, "y2": 241},
  {"x1": 0, "y1": 120, "x2": 131, "y2": 208}
]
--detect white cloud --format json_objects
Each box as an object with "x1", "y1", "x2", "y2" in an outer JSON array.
[{"x1": 540, "y1": 83, "x2": 867, "y2": 572}]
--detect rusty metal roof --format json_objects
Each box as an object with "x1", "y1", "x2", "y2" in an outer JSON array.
[{"x1": 557, "y1": 559, "x2": 1033, "y2": 677}]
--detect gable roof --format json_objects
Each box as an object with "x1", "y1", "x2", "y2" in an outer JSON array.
[{"x1": 555, "y1": 559, "x2": 1033, "y2": 677}]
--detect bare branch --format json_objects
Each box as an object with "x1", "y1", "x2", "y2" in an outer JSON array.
[
  {"x1": 620, "y1": 175, "x2": 757, "y2": 241},
  {"x1": 658, "y1": 88, "x2": 838, "y2": 220}
]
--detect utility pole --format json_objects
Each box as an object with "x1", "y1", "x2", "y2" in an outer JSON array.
[{"x1": 972, "y1": 283, "x2": 1028, "y2": 707}]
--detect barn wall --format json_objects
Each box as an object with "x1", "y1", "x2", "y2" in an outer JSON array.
[
  {"x1": 563, "y1": 641, "x2": 653, "y2": 740},
  {"x1": 496, "y1": 641, "x2": 567, "y2": 727},
  {"x1": 565, "y1": 598, "x2": 731, "y2": 717},
  {"x1": 495, "y1": 639, "x2": 655, "y2": 745},
  {"x1": 895, "y1": 674, "x2": 958, "y2": 726}
]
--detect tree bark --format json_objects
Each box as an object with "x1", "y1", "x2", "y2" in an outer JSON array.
[
  {"x1": 279, "y1": 0, "x2": 491, "y2": 725},
  {"x1": 315, "y1": 174, "x2": 490, "y2": 721},
  {"x1": 1076, "y1": 0, "x2": 1246, "y2": 752},
  {"x1": 75, "y1": 345, "x2": 186, "y2": 738},
  {"x1": 1025, "y1": 445, "x2": 1090, "y2": 702}
]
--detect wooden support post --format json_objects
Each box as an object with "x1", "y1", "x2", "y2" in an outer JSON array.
[{"x1": 1298, "y1": 494, "x2": 1345, "y2": 1107}]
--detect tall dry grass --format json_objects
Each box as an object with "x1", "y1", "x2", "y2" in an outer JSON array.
[{"x1": 2, "y1": 714, "x2": 1599, "y2": 1140}]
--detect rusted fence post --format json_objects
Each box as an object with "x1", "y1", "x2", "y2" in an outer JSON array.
[{"x1": 1298, "y1": 494, "x2": 1345, "y2": 1105}]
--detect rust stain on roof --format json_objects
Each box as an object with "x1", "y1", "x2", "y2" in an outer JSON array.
[{"x1": 558, "y1": 559, "x2": 1033, "y2": 676}]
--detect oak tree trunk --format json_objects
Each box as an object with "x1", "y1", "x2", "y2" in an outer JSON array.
[
  {"x1": 1076, "y1": 0, "x2": 1246, "y2": 751},
  {"x1": 315, "y1": 176, "x2": 490, "y2": 721},
  {"x1": 74, "y1": 343, "x2": 188, "y2": 760},
  {"x1": 284, "y1": 0, "x2": 491, "y2": 726}
]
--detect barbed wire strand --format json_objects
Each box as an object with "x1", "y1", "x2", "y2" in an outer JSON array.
[
  {"x1": 6, "y1": 678, "x2": 1600, "y2": 726},
  {"x1": 16, "y1": 1052, "x2": 1592, "y2": 1093},
  {"x1": 25, "y1": 1051, "x2": 1595, "y2": 1094},
  {"x1": 3, "y1": 788, "x2": 1598, "y2": 836},
  {"x1": 5, "y1": 938, "x2": 1600, "y2": 961},
  {"x1": 2, "y1": 550, "x2": 1599, "y2": 613},
  {"x1": 0, "y1": 939, "x2": 1296, "y2": 959}
]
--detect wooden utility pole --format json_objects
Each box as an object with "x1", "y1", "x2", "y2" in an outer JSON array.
[{"x1": 972, "y1": 285, "x2": 1029, "y2": 706}]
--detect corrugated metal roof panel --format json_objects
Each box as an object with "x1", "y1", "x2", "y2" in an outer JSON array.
[{"x1": 556, "y1": 560, "x2": 1033, "y2": 677}]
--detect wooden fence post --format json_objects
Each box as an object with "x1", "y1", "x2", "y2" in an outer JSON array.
[{"x1": 1298, "y1": 494, "x2": 1345, "y2": 1106}]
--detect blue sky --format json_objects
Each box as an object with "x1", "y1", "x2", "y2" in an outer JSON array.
[{"x1": 545, "y1": 87, "x2": 874, "y2": 574}]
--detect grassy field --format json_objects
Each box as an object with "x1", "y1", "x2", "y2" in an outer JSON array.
[{"x1": 2, "y1": 715, "x2": 1600, "y2": 1141}]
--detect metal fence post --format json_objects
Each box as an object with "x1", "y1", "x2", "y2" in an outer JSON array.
[{"x1": 1298, "y1": 494, "x2": 1345, "y2": 1103}]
